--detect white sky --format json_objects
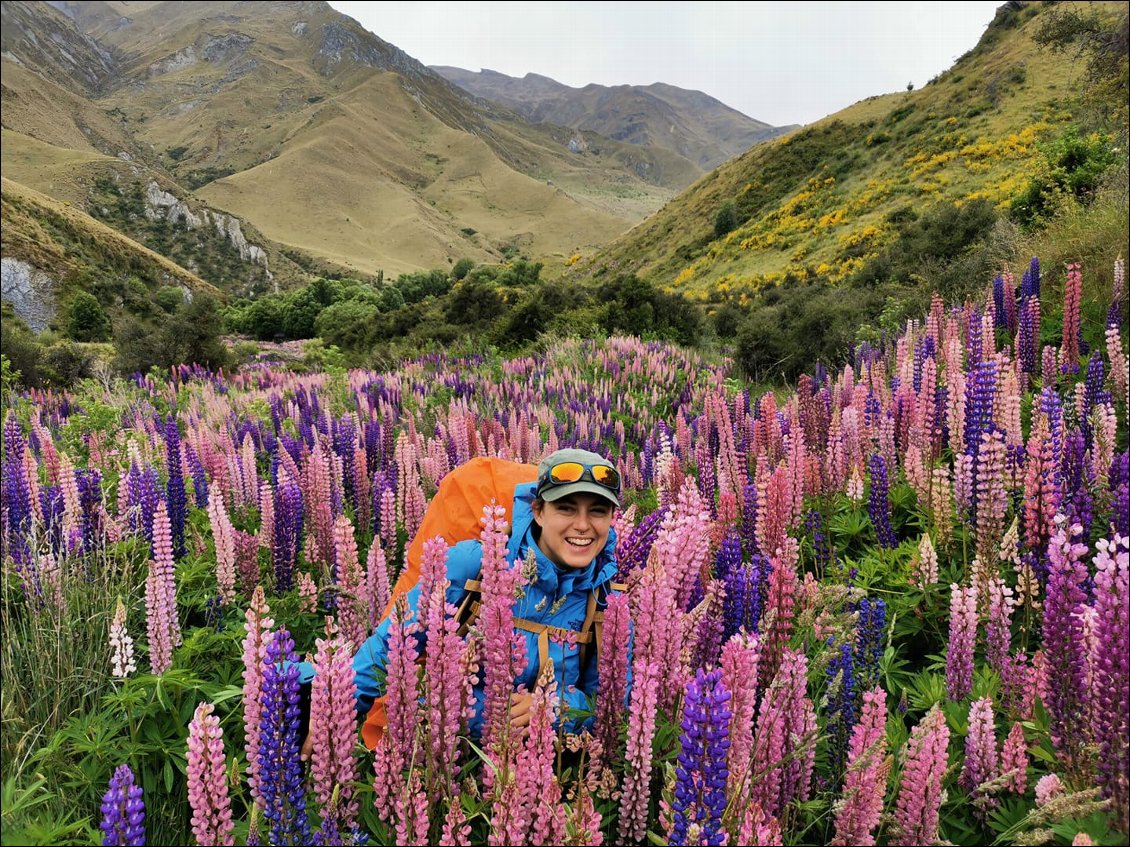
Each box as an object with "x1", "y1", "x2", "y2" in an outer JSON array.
[{"x1": 327, "y1": 1, "x2": 1003, "y2": 127}]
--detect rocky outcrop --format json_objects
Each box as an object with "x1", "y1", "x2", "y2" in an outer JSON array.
[
  {"x1": 143, "y1": 181, "x2": 270, "y2": 277},
  {"x1": 148, "y1": 45, "x2": 197, "y2": 77},
  {"x1": 1, "y1": 258, "x2": 57, "y2": 332}
]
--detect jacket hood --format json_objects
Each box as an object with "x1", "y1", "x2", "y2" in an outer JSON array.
[{"x1": 508, "y1": 481, "x2": 618, "y2": 596}]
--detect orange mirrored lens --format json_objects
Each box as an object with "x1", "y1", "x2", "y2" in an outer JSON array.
[
  {"x1": 592, "y1": 465, "x2": 620, "y2": 487},
  {"x1": 549, "y1": 462, "x2": 584, "y2": 483}
]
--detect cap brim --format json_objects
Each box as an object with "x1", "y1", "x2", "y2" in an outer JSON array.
[{"x1": 540, "y1": 481, "x2": 620, "y2": 508}]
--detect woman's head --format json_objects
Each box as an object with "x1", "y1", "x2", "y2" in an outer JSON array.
[{"x1": 532, "y1": 448, "x2": 619, "y2": 569}]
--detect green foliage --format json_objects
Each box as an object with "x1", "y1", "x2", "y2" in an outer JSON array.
[
  {"x1": 114, "y1": 294, "x2": 230, "y2": 374},
  {"x1": 733, "y1": 281, "x2": 885, "y2": 382},
  {"x1": 598, "y1": 275, "x2": 700, "y2": 345},
  {"x1": 451, "y1": 257, "x2": 475, "y2": 280},
  {"x1": 1010, "y1": 127, "x2": 1119, "y2": 227},
  {"x1": 1034, "y1": 5, "x2": 1129, "y2": 128},
  {"x1": 65, "y1": 291, "x2": 111, "y2": 342},
  {"x1": 713, "y1": 200, "x2": 737, "y2": 239},
  {"x1": 314, "y1": 299, "x2": 380, "y2": 351},
  {"x1": 0, "y1": 315, "x2": 43, "y2": 388},
  {"x1": 445, "y1": 279, "x2": 504, "y2": 326}
]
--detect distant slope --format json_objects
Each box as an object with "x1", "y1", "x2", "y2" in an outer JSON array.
[
  {"x1": 1, "y1": 0, "x2": 704, "y2": 285},
  {"x1": 582, "y1": 2, "x2": 1119, "y2": 297},
  {"x1": 434, "y1": 66, "x2": 795, "y2": 175}
]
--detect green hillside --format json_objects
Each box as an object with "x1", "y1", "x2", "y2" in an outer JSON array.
[{"x1": 581, "y1": 2, "x2": 1126, "y2": 303}]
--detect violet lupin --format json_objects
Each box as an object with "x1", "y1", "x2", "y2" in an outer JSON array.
[
  {"x1": 100, "y1": 763, "x2": 145, "y2": 846},
  {"x1": 1043, "y1": 517, "x2": 1093, "y2": 779},
  {"x1": 164, "y1": 414, "x2": 187, "y2": 560},
  {"x1": 867, "y1": 453, "x2": 897, "y2": 549},
  {"x1": 670, "y1": 668, "x2": 731, "y2": 847},
  {"x1": 1, "y1": 413, "x2": 33, "y2": 565},
  {"x1": 258, "y1": 627, "x2": 310, "y2": 846}
]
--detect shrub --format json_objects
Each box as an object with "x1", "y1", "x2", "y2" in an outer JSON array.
[
  {"x1": 314, "y1": 299, "x2": 380, "y2": 351},
  {"x1": 714, "y1": 201, "x2": 738, "y2": 239},
  {"x1": 66, "y1": 291, "x2": 112, "y2": 342},
  {"x1": 452, "y1": 258, "x2": 475, "y2": 280}
]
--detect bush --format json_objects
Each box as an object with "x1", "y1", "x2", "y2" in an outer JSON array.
[
  {"x1": 66, "y1": 291, "x2": 112, "y2": 342},
  {"x1": 452, "y1": 258, "x2": 475, "y2": 280},
  {"x1": 1009, "y1": 127, "x2": 1118, "y2": 226},
  {"x1": 115, "y1": 294, "x2": 229, "y2": 375},
  {"x1": 314, "y1": 299, "x2": 379, "y2": 351},
  {"x1": 41, "y1": 342, "x2": 93, "y2": 388},
  {"x1": 1, "y1": 315, "x2": 43, "y2": 387},
  {"x1": 714, "y1": 201, "x2": 738, "y2": 239}
]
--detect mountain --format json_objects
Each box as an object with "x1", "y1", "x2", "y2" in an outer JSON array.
[
  {"x1": 433, "y1": 66, "x2": 795, "y2": 175},
  {"x1": 579, "y1": 1, "x2": 1127, "y2": 300},
  {"x1": 6, "y1": 0, "x2": 774, "y2": 330}
]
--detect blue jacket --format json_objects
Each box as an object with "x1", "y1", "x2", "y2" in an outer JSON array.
[{"x1": 345, "y1": 481, "x2": 628, "y2": 736}]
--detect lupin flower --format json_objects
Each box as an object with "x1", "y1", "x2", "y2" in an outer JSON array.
[
  {"x1": 1035, "y1": 772, "x2": 1064, "y2": 807},
  {"x1": 258, "y1": 628, "x2": 310, "y2": 846},
  {"x1": 595, "y1": 592, "x2": 631, "y2": 763},
  {"x1": 478, "y1": 502, "x2": 525, "y2": 756},
  {"x1": 721, "y1": 633, "x2": 761, "y2": 804},
  {"x1": 751, "y1": 648, "x2": 816, "y2": 817},
  {"x1": 867, "y1": 454, "x2": 897, "y2": 549},
  {"x1": 242, "y1": 586, "x2": 274, "y2": 801},
  {"x1": 962, "y1": 697, "x2": 999, "y2": 816},
  {"x1": 670, "y1": 668, "x2": 731, "y2": 847},
  {"x1": 109, "y1": 598, "x2": 137, "y2": 678},
  {"x1": 309, "y1": 619, "x2": 360, "y2": 833},
  {"x1": 891, "y1": 705, "x2": 950, "y2": 846},
  {"x1": 825, "y1": 641, "x2": 857, "y2": 777},
  {"x1": 187, "y1": 702, "x2": 235, "y2": 846},
  {"x1": 164, "y1": 414, "x2": 187, "y2": 560},
  {"x1": 945, "y1": 583, "x2": 977, "y2": 700},
  {"x1": 1001, "y1": 721, "x2": 1028, "y2": 795},
  {"x1": 145, "y1": 501, "x2": 180, "y2": 675},
  {"x1": 618, "y1": 661, "x2": 661, "y2": 844},
  {"x1": 1061, "y1": 262, "x2": 1082, "y2": 373},
  {"x1": 1042, "y1": 518, "x2": 1091, "y2": 771},
  {"x1": 830, "y1": 687, "x2": 889, "y2": 847},
  {"x1": 100, "y1": 763, "x2": 145, "y2": 846},
  {"x1": 1091, "y1": 533, "x2": 1129, "y2": 830}
]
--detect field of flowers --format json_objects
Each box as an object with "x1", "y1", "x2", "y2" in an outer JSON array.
[{"x1": 1, "y1": 257, "x2": 1127, "y2": 846}]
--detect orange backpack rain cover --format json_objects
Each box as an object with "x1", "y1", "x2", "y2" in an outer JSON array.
[{"x1": 362, "y1": 456, "x2": 538, "y2": 748}]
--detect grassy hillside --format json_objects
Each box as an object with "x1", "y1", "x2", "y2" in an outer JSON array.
[
  {"x1": 1, "y1": 175, "x2": 217, "y2": 297},
  {"x1": 581, "y1": 2, "x2": 1126, "y2": 302}
]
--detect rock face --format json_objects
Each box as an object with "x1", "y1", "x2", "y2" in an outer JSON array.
[
  {"x1": 143, "y1": 181, "x2": 270, "y2": 277},
  {"x1": 1, "y1": 257, "x2": 57, "y2": 332}
]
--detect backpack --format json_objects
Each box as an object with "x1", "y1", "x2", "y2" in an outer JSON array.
[{"x1": 361, "y1": 456, "x2": 622, "y2": 749}]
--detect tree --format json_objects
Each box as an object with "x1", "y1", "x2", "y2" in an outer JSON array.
[
  {"x1": 67, "y1": 291, "x2": 112, "y2": 342},
  {"x1": 714, "y1": 200, "x2": 738, "y2": 239}
]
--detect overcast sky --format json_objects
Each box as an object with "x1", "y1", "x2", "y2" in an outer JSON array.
[{"x1": 327, "y1": 1, "x2": 1003, "y2": 127}]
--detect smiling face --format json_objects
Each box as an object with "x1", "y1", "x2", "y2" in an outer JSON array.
[{"x1": 531, "y1": 492, "x2": 614, "y2": 570}]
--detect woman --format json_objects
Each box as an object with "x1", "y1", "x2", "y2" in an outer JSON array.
[{"x1": 300, "y1": 448, "x2": 626, "y2": 755}]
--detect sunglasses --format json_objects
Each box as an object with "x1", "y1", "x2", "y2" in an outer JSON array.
[{"x1": 539, "y1": 461, "x2": 621, "y2": 493}]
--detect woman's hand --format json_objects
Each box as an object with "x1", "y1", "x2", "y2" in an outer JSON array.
[
  {"x1": 300, "y1": 733, "x2": 313, "y2": 762},
  {"x1": 509, "y1": 692, "x2": 533, "y2": 736}
]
